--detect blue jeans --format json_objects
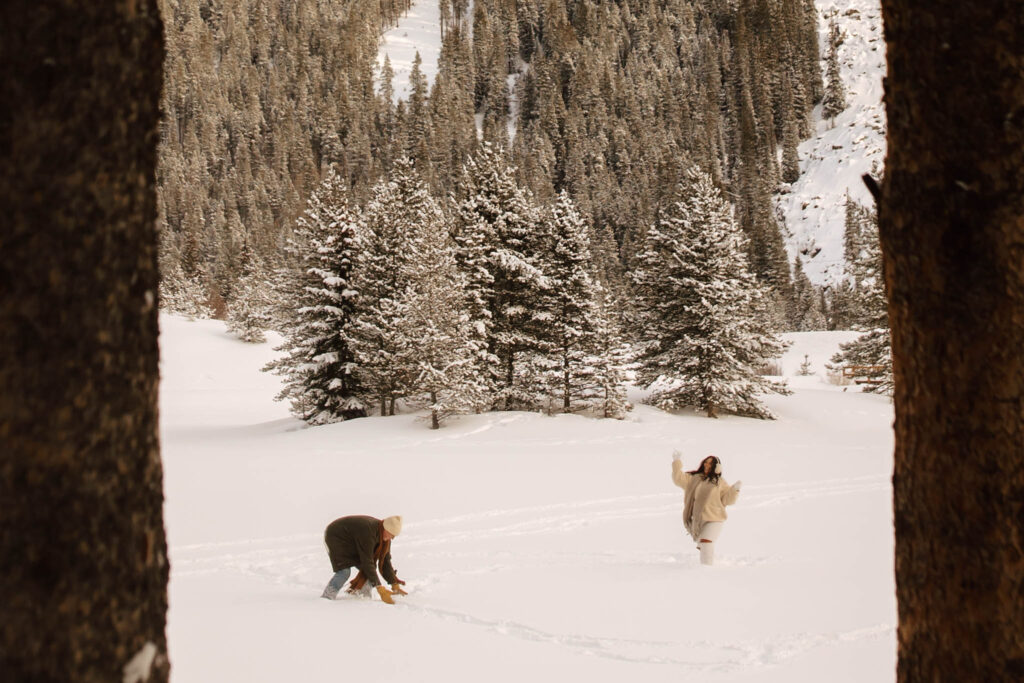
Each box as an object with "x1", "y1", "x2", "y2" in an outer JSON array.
[{"x1": 321, "y1": 567, "x2": 351, "y2": 599}]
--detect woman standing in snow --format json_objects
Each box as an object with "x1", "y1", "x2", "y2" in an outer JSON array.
[{"x1": 671, "y1": 451, "x2": 742, "y2": 565}]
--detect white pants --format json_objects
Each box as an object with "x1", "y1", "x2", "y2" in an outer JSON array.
[{"x1": 696, "y1": 521, "x2": 724, "y2": 565}]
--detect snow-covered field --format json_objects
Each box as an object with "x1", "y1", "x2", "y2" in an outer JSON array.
[
  {"x1": 779, "y1": 0, "x2": 887, "y2": 284},
  {"x1": 160, "y1": 315, "x2": 896, "y2": 682}
]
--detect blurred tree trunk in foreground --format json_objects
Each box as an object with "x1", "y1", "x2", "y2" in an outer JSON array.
[
  {"x1": 879, "y1": 1, "x2": 1024, "y2": 680},
  {"x1": 0, "y1": 2, "x2": 170, "y2": 681}
]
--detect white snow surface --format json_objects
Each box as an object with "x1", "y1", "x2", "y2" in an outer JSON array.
[
  {"x1": 377, "y1": 0, "x2": 443, "y2": 102},
  {"x1": 161, "y1": 315, "x2": 896, "y2": 682},
  {"x1": 778, "y1": 0, "x2": 887, "y2": 285}
]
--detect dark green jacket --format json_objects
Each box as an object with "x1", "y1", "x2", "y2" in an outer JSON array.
[{"x1": 324, "y1": 515, "x2": 398, "y2": 587}]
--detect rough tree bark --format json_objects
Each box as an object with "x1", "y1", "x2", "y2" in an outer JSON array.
[
  {"x1": 878, "y1": 1, "x2": 1023, "y2": 680},
  {"x1": 0, "y1": 2, "x2": 169, "y2": 681}
]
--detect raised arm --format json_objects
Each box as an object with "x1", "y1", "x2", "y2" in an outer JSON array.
[{"x1": 671, "y1": 452, "x2": 692, "y2": 489}]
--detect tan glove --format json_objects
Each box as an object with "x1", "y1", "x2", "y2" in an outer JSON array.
[
  {"x1": 391, "y1": 583, "x2": 408, "y2": 596},
  {"x1": 375, "y1": 585, "x2": 395, "y2": 605}
]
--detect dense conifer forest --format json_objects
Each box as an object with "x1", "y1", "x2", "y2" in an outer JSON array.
[
  {"x1": 154, "y1": 0, "x2": 889, "y2": 422},
  {"x1": 158, "y1": 0, "x2": 821, "y2": 317}
]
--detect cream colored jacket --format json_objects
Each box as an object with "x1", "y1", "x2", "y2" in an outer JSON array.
[{"x1": 672, "y1": 460, "x2": 741, "y2": 523}]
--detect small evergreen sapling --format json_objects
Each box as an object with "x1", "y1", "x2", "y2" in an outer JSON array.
[{"x1": 227, "y1": 244, "x2": 273, "y2": 343}]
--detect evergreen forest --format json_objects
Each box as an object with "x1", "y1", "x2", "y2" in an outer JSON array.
[{"x1": 155, "y1": 0, "x2": 889, "y2": 422}]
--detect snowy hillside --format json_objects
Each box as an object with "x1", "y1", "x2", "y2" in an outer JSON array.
[
  {"x1": 778, "y1": 0, "x2": 886, "y2": 285},
  {"x1": 160, "y1": 315, "x2": 896, "y2": 682},
  {"x1": 377, "y1": 0, "x2": 443, "y2": 102}
]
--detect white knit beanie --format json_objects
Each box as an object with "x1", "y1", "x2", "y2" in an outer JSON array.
[{"x1": 382, "y1": 515, "x2": 403, "y2": 537}]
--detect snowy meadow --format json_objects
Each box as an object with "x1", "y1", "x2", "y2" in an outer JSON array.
[{"x1": 161, "y1": 315, "x2": 896, "y2": 682}]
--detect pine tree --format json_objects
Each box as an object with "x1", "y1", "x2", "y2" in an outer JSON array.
[
  {"x1": 821, "y1": 18, "x2": 847, "y2": 123},
  {"x1": 264, "y1": 168, "x2": 366, "y2": 424},
  {"x1": 632, "y1": 167, "x2": 789, "y2": 419},
  {"x1": 789, "y1": 255, "x2": 826, "y2": 331},
  {"x1": 403, "y1": 213, "x2": 488, "y2": 427},
  {"x1": 589, "y1": 291, "x2": 632, "y2": 419},
  {"x1": 405, "y1": 52, "x2": 432, "y2": 171},
  {"x1": 823, "y1": 278, "x2": 859, "y2": 330},
  {"x1": 452, "y1": 143, "x2": 550, "y2": 410},
  {"x1": 779, "y1": 69, "x2": 802, "y2": 184},
  {"x1": 159, "y1": 262, "x2": 212, "y2": 320},
  {"x1": 346, "y1": 157, "x2": 486, "y2": 426},
  {"x1": 781, "y1": 117, "x2": 801, "y2": 184},
  {"x1": 348, "y1": 162, "x2": 422, "y2": 415},
  {"x1": 227, "y1": 243, "x2": 273, "y2": 343},
  {"x1": 831, "y1": 201, "x2": 891, "y2": 393},
  {"x1": 536, "y1": 191, "x2": 609, "y2": 413}
]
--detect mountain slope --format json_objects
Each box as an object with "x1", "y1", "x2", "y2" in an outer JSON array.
[{"x1": 779, "y1": 0, "x2": 886, "y2": 285}]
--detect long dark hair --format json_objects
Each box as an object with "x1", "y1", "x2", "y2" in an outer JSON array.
[{"x1": 688, "y1": 455, "x2": 721, "y2": 484}]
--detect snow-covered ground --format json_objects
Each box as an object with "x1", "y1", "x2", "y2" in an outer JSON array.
[
  {"x1": 779, "y1": 0, "x2": 887, "y2": 284},
  {"x1": 377, "y1": 0, "x2": 443, "y2": 102},
  {"x1": 160, "y1": 315, "x2": 896, "y2": 682}
]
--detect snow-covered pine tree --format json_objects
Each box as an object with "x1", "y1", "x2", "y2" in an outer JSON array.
[
  {"x1": 263, "y1": 168, "x2": 366, "y2": 424},
  {"x1": 831, "y1": 200, "x2": 892, "y2": 393},
  {"x1": 158, "y1": 224, "x2": 211, "y2": 319},
  {"x1": 350, "y1": 157, "x2": 485, "y2": 426},
  {"x1": 781, "y1": 117, "x2": 802, "y2": 184},
  {"x1": 227, "y1": 243, "x2": 274, "y2": 343},
  {"x1": 453, "y1": 143, "x2": 550, "y2": 411},
  {"x1": 449, "y1": 195, "x2": 500, "y2": 407},
  {"x1": 821, "y1": 193, "x2": 871, "y2": 330},
  {"x1": 404, "y1": 278, "x2": 488, "y2": 428},
  {"x1": 789, "y1": 254, "x2": 826, "y2": 331},
  {"x1": 588, "y1": 291, "x2": 632, "y2": 419},
  {"x1": 403, "y1": 209, "x2": 488, "y2": 428},
  {"x1": 159, "y1": 263, "x2": 212, "y2": 320},
  {"x1": 632, "y1": 167, "x2": 789, "y2": 419},
  {"x1": 535, "y1": 190, "x2": 611, "y2": 413},
  {"x1": 347, "y1": 160, "x2": 423, "y2": 415},
  {"x1": 821, "y1": 18, "x2": 847, "y2": 123}
]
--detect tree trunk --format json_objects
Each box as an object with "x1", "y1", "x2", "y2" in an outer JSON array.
[
  {"x1": 879, "y1": 2, "x2": 1024, "y2": 679},
  {"x1": 563, "y1": 352, "x2": 571, "y2": 412},
  {"x1": 430, "y1": 391, "x2": 440, "y2": 430},
  {"x1": 0, "y1": 2, "x2": 168, "y2": 681}
]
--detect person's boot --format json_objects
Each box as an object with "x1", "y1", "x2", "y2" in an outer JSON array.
[{"x1": 321, "y1": 570, "x2": 349, "y2": 599}]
